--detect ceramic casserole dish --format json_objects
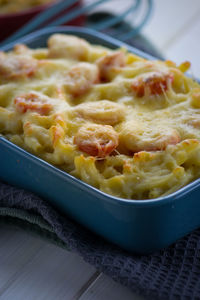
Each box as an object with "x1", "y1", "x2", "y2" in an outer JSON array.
[{"x1": 0, "y1": 26, "x2": 200, "y2": 254}]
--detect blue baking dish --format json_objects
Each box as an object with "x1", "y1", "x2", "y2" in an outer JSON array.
[{"x1": 0, "y1": 26, "x2": 200, "y2": 254}]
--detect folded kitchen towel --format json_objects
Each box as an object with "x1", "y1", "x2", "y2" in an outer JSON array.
[{"x1": 1, "y1": 180, "x2": 200, "y2": 300}]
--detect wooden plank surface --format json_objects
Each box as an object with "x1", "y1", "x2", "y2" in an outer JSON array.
[
  {"x1": 0, "y1": 225, "x2": 140, "y2": 300},
  {"x1": 0, "y1": 225, "x2": 44, "y2": 294},
  {"x1": 0, "y1": 225, "x2": 97, "y2": 300},
  {"x1": 79, "y1": 273, "x2": 144, "y2": 300}
]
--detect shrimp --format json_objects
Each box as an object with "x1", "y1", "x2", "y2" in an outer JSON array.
[
  {"x1": 119, "y1": 121, "x2": 180, "y2": 153},
  {"x1": 0, "y1": 52, "x2": 37, "y2": 81},
  {"x1": 131, "y1": 71, "x2": 174, "y2": 97},
  {"x1": 74, "y1": 100, "x2": 125, "y2": 125},
  {"x1": 96, "y1": 51, "x2": 126, "y2": 81},
  {"x1": 65, "y1": 62, "x2": 99, "y2": 97},
  {"x1": 48, "y1": 34, "x2": 90, "y2": 60},
  {"x1": 14, "y1": 92, "x2": 52, "y2": 115},
  {"x1": 74, "y1": 124, "x2": 119, "y2": 157}
]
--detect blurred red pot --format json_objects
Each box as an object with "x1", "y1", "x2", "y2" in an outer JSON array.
[{"x1": 0, "y1": 0, "x2": 85, "y2": 41}]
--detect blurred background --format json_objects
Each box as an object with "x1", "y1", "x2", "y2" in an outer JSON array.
[
  {"x1": 85, "y1": 0, "x2": 200, "y2": 77},
  {"x1": 1, "y1": 0, "x2": 200, "y2": 78},
  {"x1": 144, "y1": 0, "x2": 200, "y2": 78}
]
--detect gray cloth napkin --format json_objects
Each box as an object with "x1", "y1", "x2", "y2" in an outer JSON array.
[{"x1": 1, "y1": 179, "x2": 200, "y2": 300}]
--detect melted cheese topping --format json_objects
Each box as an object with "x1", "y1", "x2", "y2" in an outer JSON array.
[{"x1": 0, "y1": 34, "x2": 200, "y2": 200}]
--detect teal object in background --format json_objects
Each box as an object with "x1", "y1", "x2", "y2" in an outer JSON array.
[{"x1": 0, "y1": 27, "x2": 200, "y2": 253}]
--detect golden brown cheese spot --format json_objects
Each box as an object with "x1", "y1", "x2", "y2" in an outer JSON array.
[
  {"x1": 14, "y1": 92, "x2": 52, "y2": 115},
  {"x1": 53, "y1": 113, "x2": 67, "y2": 129},
  {"x1": 165, "y1": 60, "x2": 177, "y2": 68},
  {"x1": 178, "y1": 61, "x2": 191, "y2": 73},
  {"x1": 23, "y1": 122, "x2": 32, "y2": 134},
  {"x1": 74, "y1": 124, "x2": 119, "y2": 157},
  {"x1": 48, "y1": 34, "x2": 90, "y2": 60},
  {"x1": 119, "y1": 121, "x2": 180, "y2": 153},
  {"x1": 51, "y1": 125, "x2": 65, "y2": 147},
  {"x1": 65, "y1": 62, "x2": 99, "y2": 97},
  {"x1": 133, "y1": 151, "x2": 156, "y2": 162},
  {"x1": 191, "y1": 89, "x2": 200, "y2": 108},
  {"x1": 74, "y1": 100, "x2": 125, "y2": 125},
  {"x1": 96, "y1": 51, "x2": 126, "y2": 81},
  {"x1": 0, "y1": 52, "x2": 37, "y2": 81},
  {"x1": 131, "y1": 71, "x2": 174, "y2": 98}
]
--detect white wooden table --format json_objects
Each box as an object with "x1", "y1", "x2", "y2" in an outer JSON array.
[{"x1": 1, "y1": 1, "x2": 200, "y2": 299}]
